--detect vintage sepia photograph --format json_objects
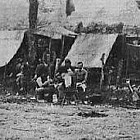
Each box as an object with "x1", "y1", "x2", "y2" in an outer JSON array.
[{"x1": 0, "y1": 0, "x2": 140, "y2": 139}]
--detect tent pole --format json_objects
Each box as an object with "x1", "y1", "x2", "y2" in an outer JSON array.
[
  {"x1": 48, "y1": 37, "x2": 52, "y2": 78},
  {"x1": 120, "y1": 34, "x2": 126, "y2": 84},
  {"x1": 126, "y1": 44, "x2": 129, "y2": 78},
  {"x1": 136, "y1": 26, "x2": 139, "y2": 40},
  {"x1": 100, "y1": 66, "x2": 104, "y2": 90},
  {"x1": 100, "y1": 53, "x2": 105, "y2": 90},
  {"x1": 61, "y1": 35, "x2": 65, "y2": 60},
  {"x1": 49, "y1": 37, "x2": 52, "y2": 53},
  {"x1": 54, "y1": 58, "x2": 61, "y2": 75},
  {"x1": 3, "y1": 62, "x2": 7, "y2": 89}
]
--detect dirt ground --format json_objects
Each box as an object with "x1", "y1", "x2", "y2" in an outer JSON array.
[{"x1": 0, "y1": 102, "x2": 140, "y2": 140}]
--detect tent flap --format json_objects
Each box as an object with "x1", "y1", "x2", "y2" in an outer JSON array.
[{"x1": 126, "y1": 43, "x2": 140, "y2": 71}]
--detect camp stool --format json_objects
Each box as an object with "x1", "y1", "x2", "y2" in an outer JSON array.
[{"x1": 61, "y1": 87, "x2": 79, "y2": 106}]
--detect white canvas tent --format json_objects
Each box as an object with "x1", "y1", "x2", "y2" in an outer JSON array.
[
  {"x1": 0, "y1": 30, "x2": 25, "y2": 67},
  {"x1": 65, "y1": 34, "x2": 118, "y2": 68}
]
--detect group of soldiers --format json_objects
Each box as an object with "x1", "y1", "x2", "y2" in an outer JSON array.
[
  {"x1": 35, "y1": 58, "x2": 88, "y2": 104},
  {"x1": 14, "y1": 47, "x2": 88, "y2": 104}
]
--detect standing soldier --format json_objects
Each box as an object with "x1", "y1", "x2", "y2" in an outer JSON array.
[
  {"x1": 75, "y1": 62, "x2": 88, "y2": 103},
  {"x1": 42, "y1": 48, "x2": 56, "y2": 79}
]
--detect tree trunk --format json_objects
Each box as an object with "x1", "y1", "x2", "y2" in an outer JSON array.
[
  {"x1": 66, "y1": 0, "x2": 75, "y2": 17},
  {"x1": 29, "y1": 0, "x2": 38, "y2": 29},
  {"x1": 28, "y1": 0, "x2": 38, "y2": 65}
]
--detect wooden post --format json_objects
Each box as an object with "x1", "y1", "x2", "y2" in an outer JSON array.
[
  {"x1": 61, "y1": 35, "x2": 65, "y2": 60},
  {"x1": 54, "y1": 58, "x2": 61, "y2": 75},
  {"x1": 122, "y1": 34, "x2": 126, "y2": 80},
  {"x1": 48, "y1": 38, "x2": 52, "y2": 78},
  {"x1": 3, "y1": 63, "x2": 7, "y2": 87},
  {"x1": 49, "y1": 37, "x2": 52, "y2": 53},
  {"x1": 100, "y1": 53, "x2": 105, "y2": 90},
  {"x1": 126, "y1": 44, "x2": 129, "y2": 78},
  {"x1": 100, "y1": 67, "x2": 104, "y2": 90}
]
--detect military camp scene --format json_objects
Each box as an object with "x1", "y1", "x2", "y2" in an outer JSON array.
[{"x1": 1, "y1": 0, "x2": 140, "y2": 139}]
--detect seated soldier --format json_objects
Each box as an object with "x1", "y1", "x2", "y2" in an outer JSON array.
[
  {"x1": 75, "y1": 62, "x2": 88, "y2": 103},
  {"x1": 34, "y1": 60, "x2": 55, "y2": 102},
  {"x1": 16, "y1": 61, "x2": 30, "y2": 95},
  {"x1": 36, "y1": 72, "x2": 55, "y2": 102},
  {"x1": 34, "y1": 59, "x2": 48, "y2": 80},
  {"x1": 16, "y1": 69, "x2": 25, "y2": 94},
  {"x1": 55, "y1": 59, "x2": 75, "y2": 102}
]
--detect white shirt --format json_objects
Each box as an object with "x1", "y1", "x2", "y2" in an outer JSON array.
[{"x1": 36, "y1": 77, "x2": 43, "y2": 87}]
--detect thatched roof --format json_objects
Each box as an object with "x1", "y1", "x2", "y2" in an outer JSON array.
[
  {"x1": 0, "y1": 30, "x2": 25, "y2": 66},
  {"x1": 65, "y1": 34, "x2": 118, "y2": 68},
  {"x1": 34, "y1": 24, "x2": 77, "y2": 39}
]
